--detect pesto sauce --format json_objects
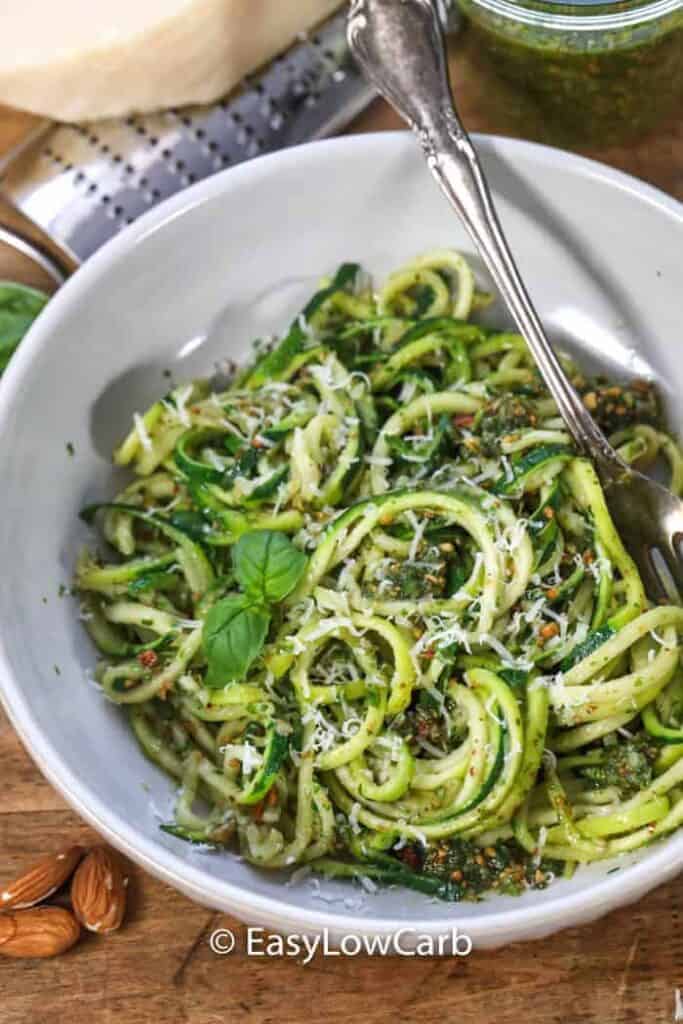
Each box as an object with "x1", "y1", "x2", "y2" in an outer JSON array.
[
  {"x1": 457, "y1": 0, "x2": 683, "y2": 146},
  {"x1": 579, "y1": 733, "x2": 658, "y2": 796},
  {"x1": 397, "y1": 837, "x2": 559, "y2": 898}
]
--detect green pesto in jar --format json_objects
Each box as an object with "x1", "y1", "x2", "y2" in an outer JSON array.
[{"x1": 457, "y1": 0, "x2": 683, "y2": 146}]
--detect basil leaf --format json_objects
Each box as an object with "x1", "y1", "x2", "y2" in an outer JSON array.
[
  {"x1": 0, "y1": 282, "x2": 49, "y2": 374},
  {"x1": 233, "y1": 530, "x2": 307, "y2": 604},
  {"x1": 202, "y1": 595, "x2": 270, "y2": 688},
  {"x1": 245, "y1": 263, "x2": 360, "y2": 388}
]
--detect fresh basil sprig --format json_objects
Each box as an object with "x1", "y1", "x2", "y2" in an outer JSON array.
[
  {"x1": 203, "y1": 596, "x2": 270, "y2": 689},
  {"x1": 0, "y1": 282, "x2": 49, "y2": 374},
  {"x1": 233, "y1": 529, "x2": 307, "y2": 604},
  {"x1": 202, "y1": 530, "x2": 307, "y2": 688}
]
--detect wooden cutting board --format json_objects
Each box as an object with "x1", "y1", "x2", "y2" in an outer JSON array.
[{"x1": 1, "y1": 37, "x2": 682, "y2": 1024}]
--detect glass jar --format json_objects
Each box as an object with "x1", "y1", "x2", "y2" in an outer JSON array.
[{"x1": 455, "y1": 0, "x2": 683, "y2": 147}]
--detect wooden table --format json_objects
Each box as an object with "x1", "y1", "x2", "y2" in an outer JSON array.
[{"x1": 2, "y1": 39, "x2": 683, "y2": 1024}]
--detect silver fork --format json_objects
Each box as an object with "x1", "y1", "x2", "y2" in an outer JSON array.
[{"x1": 347, "y1": 0, "x2": 683, "y2": 605}]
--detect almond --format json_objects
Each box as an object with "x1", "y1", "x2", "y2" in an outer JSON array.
[
  {"x1": 71, "y1": 846, "x2": 127, "y2": 935},
  {"x1": 0, "y1": 907, "x2": 80, "y2": 958},
  {"x1": 0, "y1": 845, "x2": 83, "y2": 912}
]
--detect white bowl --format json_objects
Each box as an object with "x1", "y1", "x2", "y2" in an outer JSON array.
[{"x1": 1, "y1": 132, "x2": 682, "y2": 949}]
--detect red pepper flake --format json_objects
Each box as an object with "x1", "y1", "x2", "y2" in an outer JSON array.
[
  {"x1": 453, "y1": 414, "x2": 475, "y2": 428},
  {"x1": 422, "y1": 649, "x2": 436, "y2": 660},
  {"x1": 399, "y1": 847, "x2": 420, "y2": 870},
  {"x1": 137, "y1": 649, "x2": 158, "y2": 669}
]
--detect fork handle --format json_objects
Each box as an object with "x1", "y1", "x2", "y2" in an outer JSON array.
[{"x1": 347, "y1": 0, "x2": 623, "y2": 478}]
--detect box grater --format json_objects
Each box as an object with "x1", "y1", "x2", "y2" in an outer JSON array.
[
  {"x1": 0, "y1": 3, "x2": 457, "y2": 289},
  {"x1": 0, "y1": 6, "x2": 381, "y2": 286}
]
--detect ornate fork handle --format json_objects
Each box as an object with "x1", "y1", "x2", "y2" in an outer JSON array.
[{"x1": 347, "y1": 0, "x2": 625, "y2": 481}]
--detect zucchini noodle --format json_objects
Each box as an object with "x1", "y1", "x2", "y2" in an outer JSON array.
[{"x1": 76, "y1": 251, "x2": 683, "y2": 902}]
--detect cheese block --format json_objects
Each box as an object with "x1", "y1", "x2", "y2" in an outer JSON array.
[{"x1": 0, "y1": 0, "x2": 343, "y2": 122}]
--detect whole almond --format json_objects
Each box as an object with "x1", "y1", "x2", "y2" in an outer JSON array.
[
  {"x1": 71, "y1": 846, "x2": 127, "y2": 935},
  {"x1": 0, "y1": 845, "x2": 83, "y2": 911},
  {"x1": 0, "y1": 907, "x2": 80, "y2": 958}
]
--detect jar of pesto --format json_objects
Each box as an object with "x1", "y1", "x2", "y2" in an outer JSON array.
[{"x1": 456, "y1": 0, "x2": 683, "y2": 146}]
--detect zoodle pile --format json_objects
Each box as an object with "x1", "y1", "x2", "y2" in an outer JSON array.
[{"x1": 76, "y1": 251, "x2": 683, "y2": 901}]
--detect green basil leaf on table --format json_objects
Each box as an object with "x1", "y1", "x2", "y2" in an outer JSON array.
[
  {"x1": 202, "y1": 595, "x2": 270, "y2": 688},
  {"x1": 0, "y1": 282, "x2": 49, "y2": 374},
  {"x1": 233, "y1": 530, "x2": 307, "y2": 604}
]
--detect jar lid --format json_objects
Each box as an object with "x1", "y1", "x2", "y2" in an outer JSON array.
[
  {"x1": 478, "y1": 0, "x2": 678, "y2": 27},
  {"x1": 536, "y1": 0, "x2": 634, "y2": 5}
]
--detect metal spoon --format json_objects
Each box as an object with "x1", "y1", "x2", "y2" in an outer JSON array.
[{"x1": 347, "y1": 0, "x2": 683, "y2": 604}]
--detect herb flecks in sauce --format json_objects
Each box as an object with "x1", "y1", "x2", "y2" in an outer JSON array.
[
  {"x1": 457, "y1": 1, "x2": 683, "y2": 146},
  {"x1": 397, "y1": 837, "x2": 558, "y2": 899}
]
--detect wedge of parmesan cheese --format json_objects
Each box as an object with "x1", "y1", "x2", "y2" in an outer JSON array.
[{"x1": 0, "y1": 0, "x2": 342, "y2": 122}]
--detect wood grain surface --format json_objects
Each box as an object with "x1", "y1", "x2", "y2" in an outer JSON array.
[{"x1": 1, "y1": 33, "x2": 682, "y2": 1024}]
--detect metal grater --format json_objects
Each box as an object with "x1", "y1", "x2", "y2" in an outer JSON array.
[{"x1": 0, "y1": 7, "x2": 378, "y2": 283}]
